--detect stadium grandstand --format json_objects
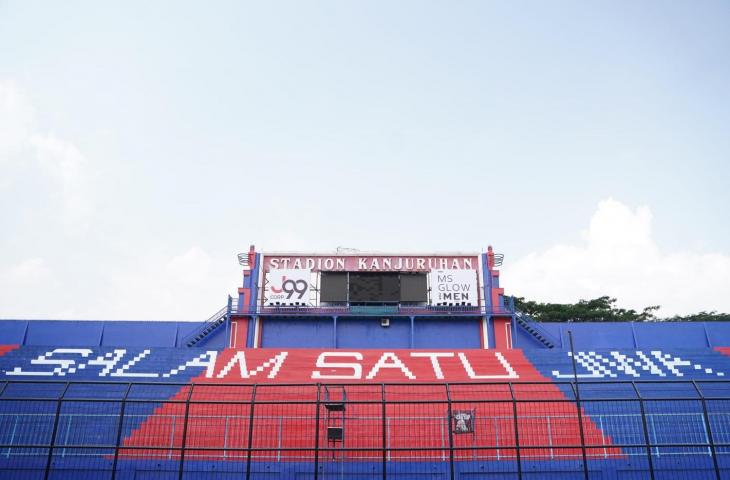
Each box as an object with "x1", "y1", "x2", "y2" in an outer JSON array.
[{"x1": 1, "y1": 246, "x2": 730, "y2": 479}]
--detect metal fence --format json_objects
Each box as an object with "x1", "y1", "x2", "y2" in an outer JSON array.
[{"x1": 1, "y1": 379, "x2": 730, "y2": 479}]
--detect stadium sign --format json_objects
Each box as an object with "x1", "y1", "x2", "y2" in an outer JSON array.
[
  {"x1": 264, "y1": 269, "x2": 311, "y2": 306},
  {"x1": 429, "y1": 269, "x2": 478, "y2": 306},
  {"x1": 5, "y1": 348, "x2": 518, "y2": 381},
  {"x1": 263, "y1": 255, "x2": 478, "y2": 272},
  {"x1": 4, "y1": 348, "x2": 725, "y2": 382}
]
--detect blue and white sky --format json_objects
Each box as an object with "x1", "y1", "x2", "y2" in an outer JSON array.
[{"x1": 1, "y1": 1, "x2": 729, "y2": 320}]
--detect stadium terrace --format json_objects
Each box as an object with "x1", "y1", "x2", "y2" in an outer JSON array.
[{"x1": 1, "y1": 245, "x2": 730, "y2": 480}]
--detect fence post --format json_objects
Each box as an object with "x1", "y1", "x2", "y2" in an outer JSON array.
[
  {"x1": 314, "y1": 383, "x2": 321, "y2": 480},
  {"x1": 381, "y1": 383, "x2": 387, "y2": 480},
  {"x1": 245, "y1": 384, "x2": 258, "y2": 480},
  {"x1": 631, "y1": 382, "x2": 656, "y2": 480},
  {"x1": 110, "y1": 383, "x2": 133, "y2": 480},
  {"x1": 508, "y1": 382, "x2": 522, "y2": 480},
  {"x1": 445, "y1": 383, "x2": 456, "y2": 480},
  {"x1": 693, "y1": 380, "x2": 721, "y2": 480},
  {"x1": 568, "y1": 331, "x2": 590, "y2": 480},
  {"x1": 569, "y1": 381, "x2": 590, "y2": 480},
  {"x1": 44, "y1": 381, "x2": 71, "y2": 480},
  {"x1": 177, "y1": 383, "x2": 195, "y2": 480},
  {"x1": 224, "y1": 295, "x2": 233, "y2": 347}
]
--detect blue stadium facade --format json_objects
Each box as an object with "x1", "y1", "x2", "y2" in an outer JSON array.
[{"x1": 1, "y1": 246, "x2": 729, "y2": 479}]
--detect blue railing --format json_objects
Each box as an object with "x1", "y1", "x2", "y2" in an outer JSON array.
[
  {"x1": 182, "y1": 296, "x2": 236, "y2": 347},
  {"x1": 235, "y1": 304, "x2": 516, "y2": 317},
  {"x1": 514, "y1": 311, "x2": 561, "y2": 349}
]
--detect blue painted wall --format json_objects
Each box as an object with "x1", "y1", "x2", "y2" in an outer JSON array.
[
  {"x1": 518, "y1": 322, "x2": 730, "y2": 350},
  {"x1": 102, "y1": 322, "x2": 180, "y2": 347},
  {"x1": 0, "y1": 320, "x2": 226, "y2": 348},
  {"x1": 4, "y1": 319, "x2": 730, "y2": 350},
  {"x1": 634, "y1": 322, "x2": 710, "y2": 348},
  {"x1": 24, "y1": 320, "x2": 104, "y2": 346},
  {"x1": 261, "y1": 317, "x2": 334, "y2": 348},
  {"x1": 414, "y1": 318, "x2": 481, "y2": 349},
  {"x1": 0, "y1": 321, "x2": 28, "y2": 344},
  {"x1": 260, "y1": 317, "x2": 482, "y2": 349},
  {"x1": 337, "y1": 317, "x2": 411, "y2": 349}
]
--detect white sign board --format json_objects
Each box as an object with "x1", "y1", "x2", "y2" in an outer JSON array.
[
  {"x1": 429, "y1": 269, "x2": 478, "y2": 306},
  {"x1": 265, "y1": 269, "x2": 311, "y2": 306}
]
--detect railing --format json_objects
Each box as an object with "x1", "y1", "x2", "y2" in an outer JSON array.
[
  {"x1": 1, "y1": 379, "x2": 730, "y2": 479},
  {"x1": 236, "y1": 304, "x2": 516, "y2": 316},
  {"x1": 514, "y1": 311, "x2": 562, "y2": 348},
  {"x1": 5, "y1": 411, "x2": 722, "y2": 462},
  {"x1": 181, "y1": 297, "x2": 236, "y2": 347}
]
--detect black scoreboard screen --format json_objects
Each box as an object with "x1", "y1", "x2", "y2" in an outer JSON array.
[
  {"x1": 320, "y1": 272, "x2": 427, "y2": 304},
  {"x1": 320, "y1": 272, "x2": 348, "y2": 302},
  {"x1": 349, "y1": 273, "x2": 399, "y2": 302},
  {"x1": 399, "y1": 273, "x2": 427, "y2": 302}
]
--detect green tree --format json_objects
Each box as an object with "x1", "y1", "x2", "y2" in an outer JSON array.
[{"x1": 514, "y1": 296, "x2": 661, "y2": 322}]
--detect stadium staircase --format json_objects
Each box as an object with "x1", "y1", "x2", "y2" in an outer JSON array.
[
  {"x1": 181, "y1": 297, "x2": 233, "y2": 347},
  {"x1": 514, "y1": 311, "x2": 560, "y2": 349}
]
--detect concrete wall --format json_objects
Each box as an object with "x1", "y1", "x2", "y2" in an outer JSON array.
[
  {"x1": 3, "y1": 319, "x2": 730, "y2": 350},
  {"x1": 0, "y1": 320, "x2": 226, "y2": 348},
  {"x1": 517, "y1": 321, "x2": 730, "y2": 350},
  {"x1": 259, "y1": 316, "x2": 482, "y2": 349}
]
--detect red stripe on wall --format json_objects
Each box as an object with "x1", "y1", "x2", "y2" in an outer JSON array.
[{"x1": 0, "y1": 345, "x2": 19, "y2": 357}]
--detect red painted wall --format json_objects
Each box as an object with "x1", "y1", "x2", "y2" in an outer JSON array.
[{"x1": 493, "y1": 318, "x2": 512, "y2": 350}]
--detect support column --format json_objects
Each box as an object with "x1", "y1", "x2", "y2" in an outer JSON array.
[
  {"x1": 409, "y1": 316, "x2": 415, "y2": 348},
  {"x1": 333, "y1": 316, "x2": 338, "y2": 348}
]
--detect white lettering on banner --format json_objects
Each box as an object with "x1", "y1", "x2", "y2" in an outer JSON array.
[
  {"x1": 409, "y1": 352, "x2": 454, "y2": 379},
  {"x1": 163, "y1": 351, "x2": 218, "y2": 378},
  {"x1": 552, "y1": 351, "x2": 726, "y2": 379},
  {"x1": 7, "y1": 348, "x2": 93, "y2": 376},
  {"x1": 458, "y1": 352, "x2": 518, "y2": 379},
  {"x1": 88, "y1": 350, "x2": 127, "y2": 376},
  {"x1": 264, "y1": 256, "x2": 477, "y2": 272},
  {"x1": 365, "y1": 352, "x2": 417, "y2": 380},
  {"x1": 5, "y1": 349, "x2": 726, "y2": 381},
  {"x1": 609, "y1": 351, "x2": 664, "y2": 377},
  {"x1": 111, "y1": 350, "x2": 158, "y2": 377},
  {"x1": 213, "y1": 351, "x2": 288, "y2": 379},
  {"x1": 312, "y1": 352, "x2": 364, "y2": 379},
  {"x1": 652, "y1": 351, "x2": 693, "y2": 376}
]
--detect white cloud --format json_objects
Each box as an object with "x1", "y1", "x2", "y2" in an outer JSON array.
[
  {"x1": 0, "y1": 258, "x2": 59, "y2": 317},
  {"x1": 99, "y1": 246, "x2": 239, "y2": 320},
  {"x1": 503, "y1": 198, "x2": 730, "y2": 316},
  {"x1": 0, "y1": 247, "x2": 239, "y2": 321},
  {"x1": 0, "y1": 80, "x2": 91, "y2": 231}
]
